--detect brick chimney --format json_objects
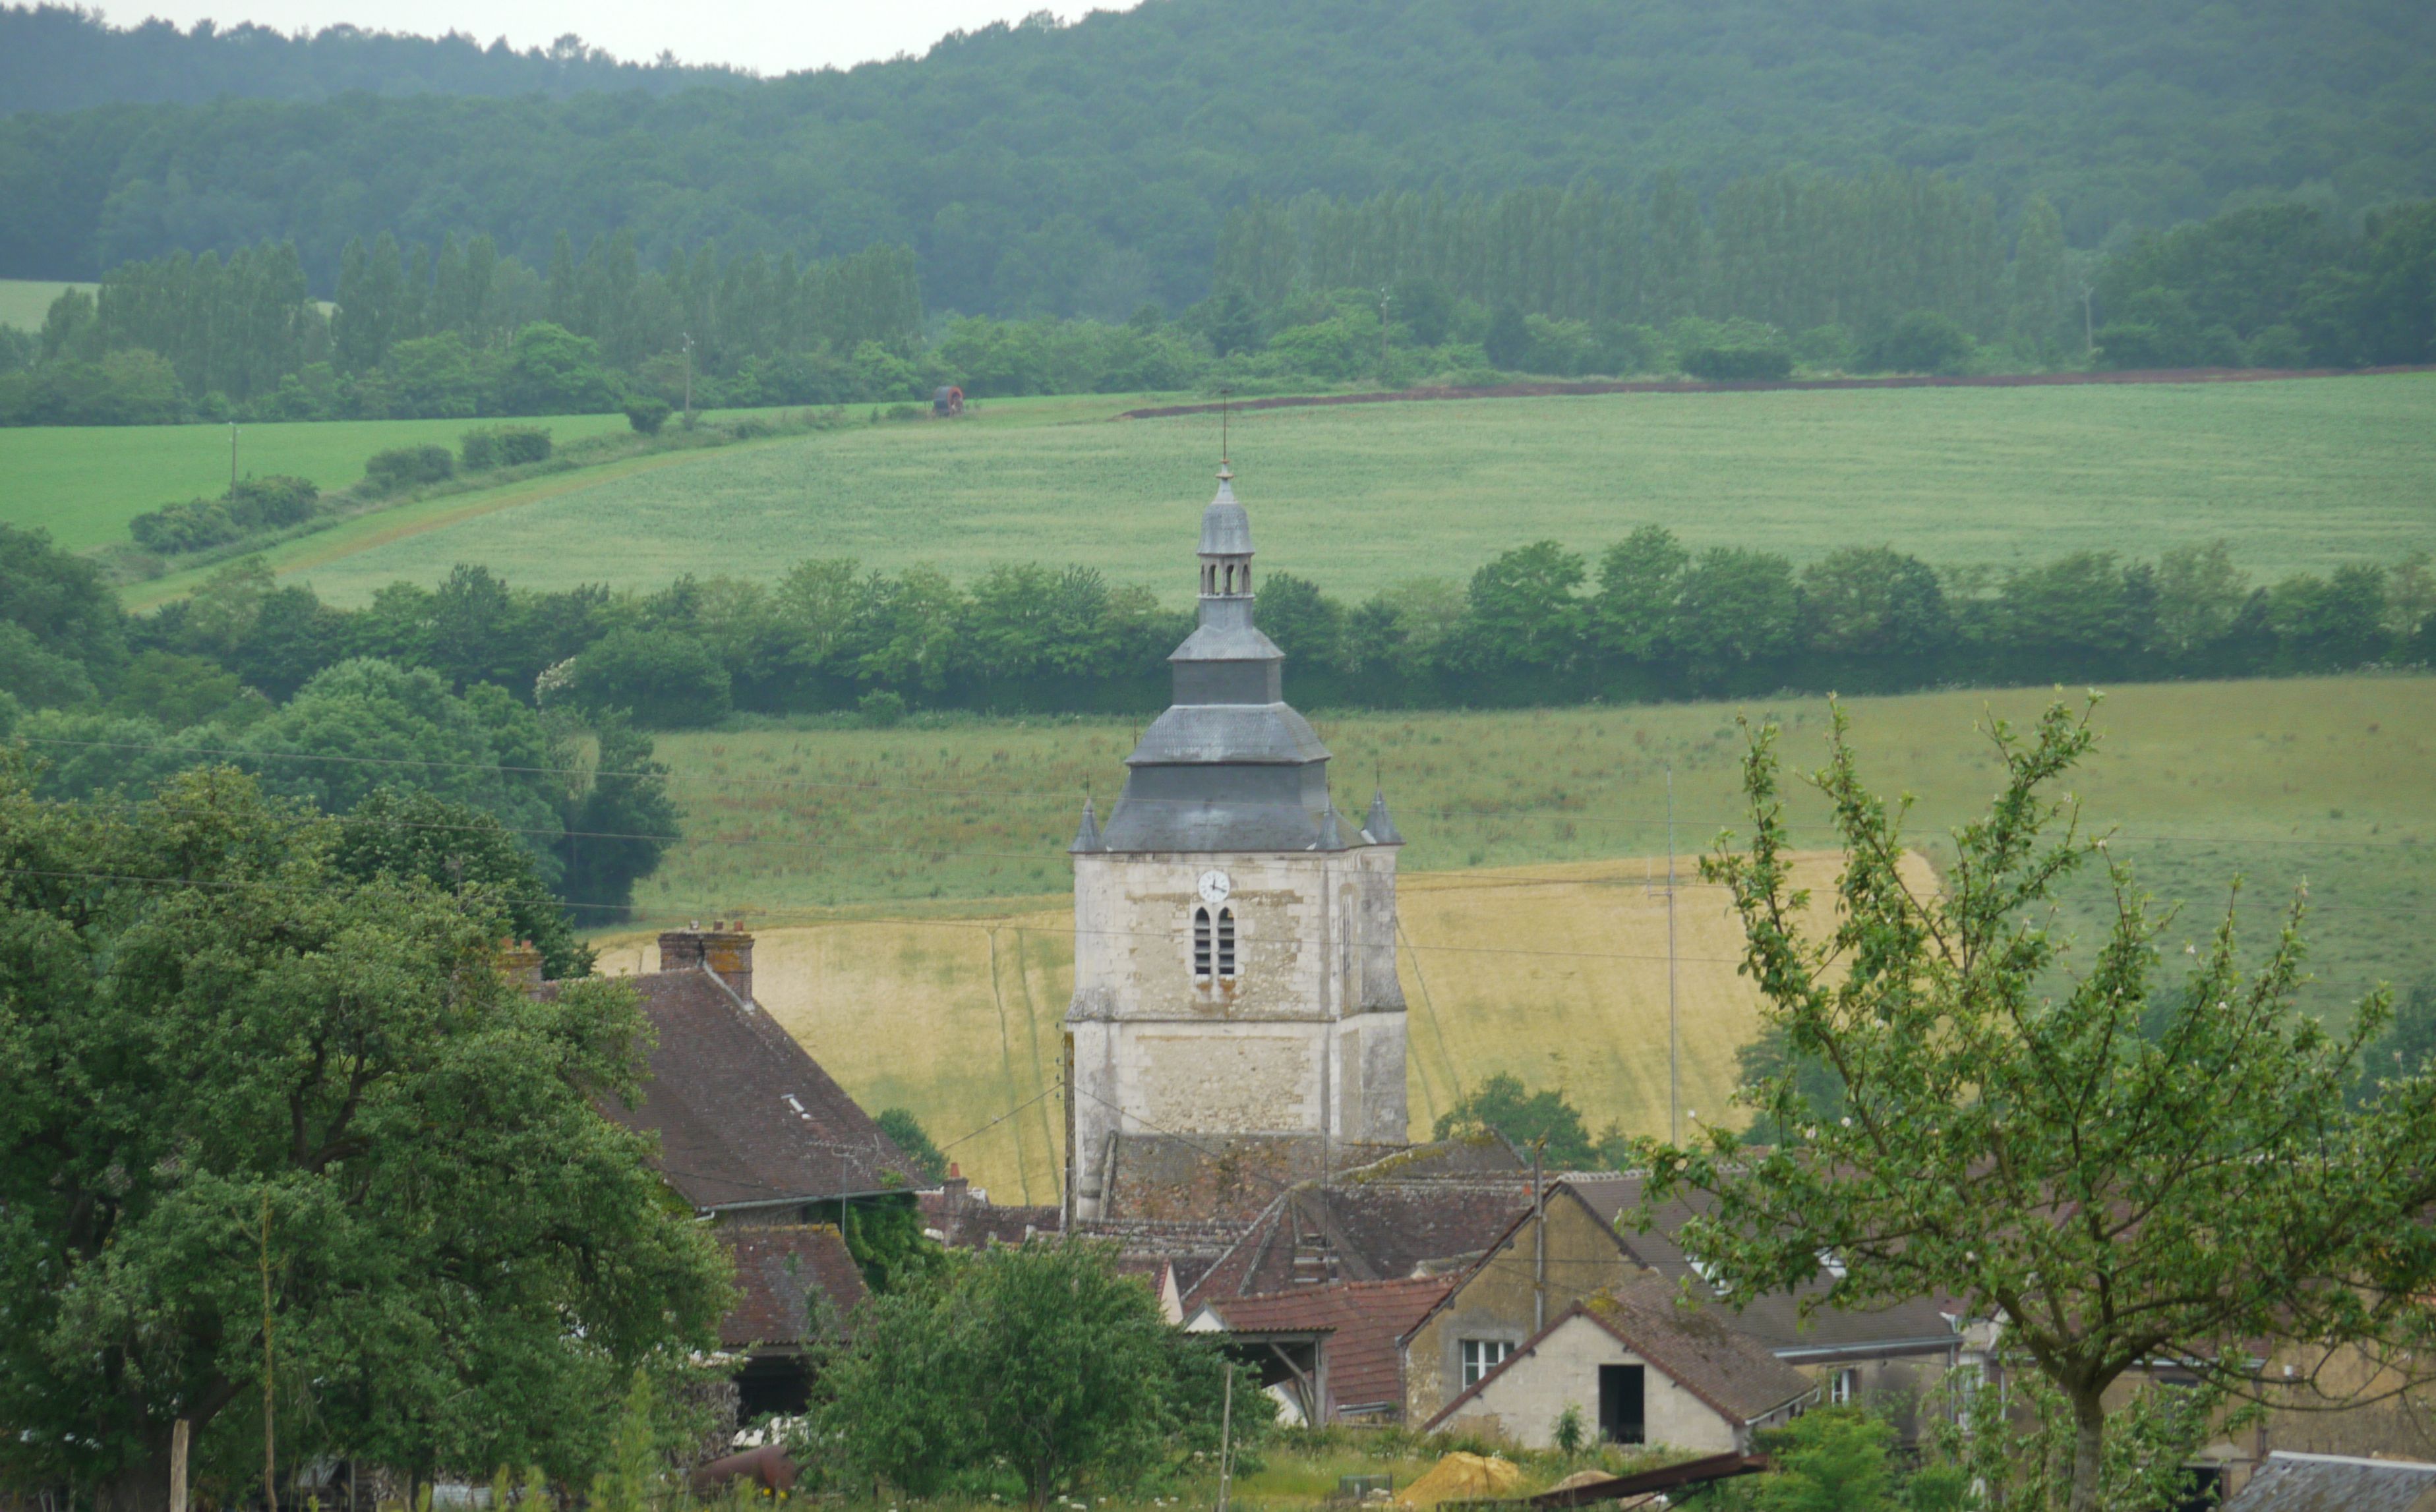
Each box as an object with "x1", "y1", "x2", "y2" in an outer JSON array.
[
  {"x1": 497, "y1": 939, "x2": 546, "y2": 994},
  {"x1": 659, "y1": 921, "x2": 754, "y2": 1002}
]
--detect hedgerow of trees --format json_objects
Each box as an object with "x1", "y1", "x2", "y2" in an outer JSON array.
[{"x1": 8, "y1": 192, "x2": 2431, "y2": 427}]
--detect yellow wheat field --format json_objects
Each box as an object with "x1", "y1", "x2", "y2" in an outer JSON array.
[{"x1": 597, "y1": 848, "x2": 1910, "y2": 1207}]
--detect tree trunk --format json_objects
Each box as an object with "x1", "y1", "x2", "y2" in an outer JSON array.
[{"x1": 2067, "y1": 1388, "x2": 2107, "y2": 1512}]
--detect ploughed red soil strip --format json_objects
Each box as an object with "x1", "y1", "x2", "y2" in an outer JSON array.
[{"x1": 1114, "y1": 364, "x2": 2436, "y2": 420}]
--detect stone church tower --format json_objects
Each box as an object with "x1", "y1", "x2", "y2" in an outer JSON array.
[{"x1": 1065, "y1": 465, "x2": 1409, "y2": 1223}]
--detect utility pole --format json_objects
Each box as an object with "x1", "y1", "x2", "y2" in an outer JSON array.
[
  {"x1": 1379, "y1": 286, "x2": 1392, "y2": 380},
  {"x1": 1667, "y1": 766, "x2": 1679, "y2": 1147},
  {"x1": 1532, "y1": 1138, "x2": 1547, "y2": 1331},
  {"x1": 1216, "y1": 1364, "x2": 1236, "y2": 1512}
]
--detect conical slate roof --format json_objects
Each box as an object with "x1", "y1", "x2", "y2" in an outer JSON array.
[
  {"x1": 1362, "y1": 790, "x2": 1404, "y2": 846},
  {"x1": 1070, "y1": 798, "x2": 1102, "y2": 854},
  {"x1": 1096, "y1": 467, "x2": 1342, "y2": 854}
]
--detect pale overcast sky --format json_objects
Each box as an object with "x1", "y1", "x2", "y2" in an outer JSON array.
[{"x1": 105, "y1": 0, "x2": 1136, "y2": 74}]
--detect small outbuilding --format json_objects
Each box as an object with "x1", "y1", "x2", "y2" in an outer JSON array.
[{"x1": 1425, "y1": 1283, "x2": 1817, "y2": 1453}]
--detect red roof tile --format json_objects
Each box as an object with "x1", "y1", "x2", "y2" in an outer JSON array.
[
  {"x1": 716, "y1": 1223, "x2": 868, "y2": 1350},
  {"x1": 1204, "y1": 1276, "x2": 1457, "y2": 1417}
]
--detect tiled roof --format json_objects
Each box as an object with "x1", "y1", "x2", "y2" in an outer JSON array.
[
  {"x1": 589, "y1": 968, "x2": 916, "y2": 1211},
  {"x1": 1187, "y1": 1176, "x2": 1538, "y2": 1303},
  {"x1": 1567, "y1": 1175, "x2": 1959, "y2": 1356},
  {"x1": 920, "y1": 1186, "x2": 1064, "y2": 1248},
  {"x1": 715, "y1": 1224, "x2": 868, "y2": 1350},
  {"x1": 2222, "y1": 1453, "x2": 2436, "y2": 1511},
  {"x1": 1429, "y1": 1279, "x2": 1817, "y2": 1432},
  {"x1": 1204, "y1": 1276, "x2": 1458, "y2": 1416}
]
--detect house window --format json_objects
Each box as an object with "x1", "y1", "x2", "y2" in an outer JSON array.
[
  {"x1": 1460, "y1": 1338, "x2": 1512, "y2": 1387},
  {"x1": 1216, "y1": 906, "x2": 1237, "y2": 978},
  {"x1": 1831, "y1": 1366, "x2": 1860, "y2": 1405}
]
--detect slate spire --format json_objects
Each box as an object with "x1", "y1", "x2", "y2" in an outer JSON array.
[
  {"x1": 1096, "y1": 464, "x2": 1339, "y2": 854},
  {"x1": 1363, "y1": 790, "x2": 1404, "y2": 846},
  {"x1": 1070, "y1": 798, "x2": 1102, "y2": 854}
]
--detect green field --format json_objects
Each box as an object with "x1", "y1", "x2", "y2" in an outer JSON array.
[
  {"x1": 0, "y1": 411, "x2": 636, "y2": 552},
  {"x1": 198, "y1": 373, "x2": 2436, "y2": 606},
  {"x1": 630, "y1": 676, "x2": 2436, "y2": 1032},
  {"x1": 0, "y1": 279, "x2": 80, "y2": 332}
]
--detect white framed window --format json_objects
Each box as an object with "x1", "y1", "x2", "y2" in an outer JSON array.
[
  {"x1": 1460, "y1": 1338, "x2": 1513, "y2": 1387},
  {"x1": 1831, "y1": 1366, "x2": 1860, "y2": 1405}
]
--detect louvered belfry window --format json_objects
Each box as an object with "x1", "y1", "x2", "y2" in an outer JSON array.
[
  {"x1": 1216, "y1": 907, "x2": 1237, "y2": 978},
  {"x1": 1193, "y1": 906, "x2": 1213, "y2": 978}
]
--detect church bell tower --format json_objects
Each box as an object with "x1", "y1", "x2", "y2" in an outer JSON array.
[{"x1": 1064, "y1": 465, "x2": 1410, "y2": 1223}]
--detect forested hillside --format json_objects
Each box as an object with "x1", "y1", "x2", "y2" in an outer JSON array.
[
  {"x1": 0, "y1": 5, "x2": 745, "y2": 115},
  {"x1": 2, "y1": 0, "x2": 2429, "y2": 315}
]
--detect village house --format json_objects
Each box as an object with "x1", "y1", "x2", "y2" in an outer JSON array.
[
  {"x1": 521, "y1": 925, "x2": 911, "y2": 1421},
  {"x1": 1424, "y1": 1283, "x2": 1818, "y2": 1453}
]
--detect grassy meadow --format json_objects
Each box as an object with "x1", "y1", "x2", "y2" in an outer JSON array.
[
  {"x1": 0, "y1": 411, "x2": 633, "y2": 553},
  {"x1": 596, "y1": 676, "x2": 2436, "y2": 1201},
  {"x1": 0, "y1": 278, "x2": 80, "y2": 332},
  {"x1": 112, "y1": 372, "x2": 2436, "y2": 606}
]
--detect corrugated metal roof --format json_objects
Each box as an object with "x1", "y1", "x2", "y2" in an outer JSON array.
[{"x1": 2223, "y1": 1452, "x2": 2436, "y2": 1512}]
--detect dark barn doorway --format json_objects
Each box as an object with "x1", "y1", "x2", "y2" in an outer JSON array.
[{"x1": 1599, "y1": 1363, "x2": 1646, "y2": 1444}]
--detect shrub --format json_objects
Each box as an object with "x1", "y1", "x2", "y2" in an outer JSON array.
[
  {"x1": 226, "y1": 475, "x2": 320, "y2": 529},
  {"x1": 496, "y1": 425, "x2": 552, "y2": 465},
  {"x1": 1858, "y1": 310, "x2": 1975, "y2": 374},
  {"x1": 1681, "y1": 345, "x2": 1795, "y2": 382},
  {"x1": 858, "y1": 688, "x2": 907, "y2": 728},
  {"x1": 624, "y1": 397, "x2": 671, "y2": 434},
  {"x1": 127, "y1": 475, "x2": 321, "y2": 554},
  {"x1": 363, "y1": 444, "x2": 454, "y2": 492},
  {"x1": 459, "y1": 428, "x2": 499, "y2": 471}
]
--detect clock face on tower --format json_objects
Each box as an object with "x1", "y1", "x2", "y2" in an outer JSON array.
[{"x1": 1197, "y1": 869, "x2": 1232, "y2": 904}]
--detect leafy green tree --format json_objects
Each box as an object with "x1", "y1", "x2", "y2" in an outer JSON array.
[
  {"x1": 0, "y1": 763, "x2": 732, "y2": 1503},
  {"x1": 334, "y1": 784, "x2": 595, "y2": 979},
  {"x1": 875, "y1": 1107, "x2": 949, "y2": 1185},
  {"x1": 1673, "y1": 547, "x2": 1800, "y2": 684},
  {"x1": 1590, "y1": 526, "x2": 1688, "y2": 662},
  {"x1": 1797, "y1": 548, "x2": 1949, "y2": 662},
  {"x1": 496, "y1": 322, "x2": 620, "y2": 415},
  {"x1": 555, "y1": 712, "x2": 680, "y2": 916},
  {"x1": 1462, "y1": 540, "x2": 1588, "y2": 670},
  {"x1": 2356, "y1": 975, "x2": 2436, "y2": 1107},
  {"x1": 818, "y1": 1239, "x2": 1224, "y2": 1507},
  {"x1": 0, "y1": 521, "x2": 125, "y2": 696},
  {"x1": 1255, "y1": 571, "x2": 1348, "y2": 674},
  {"x1": 1432, "y1": 1073, "x2": 1624, "y2": 1170},
  {"x1": 1857, "y1": 311, "x2": 1973, "y2": 375},
  {"x1": 1750, "y1": 1407, "x2": 1896, "y2": 1511},
  {"x1": 1644, "y1": 699, "x2": 2436, "y2": 1512},
  {"x1": 564, "y1": 627, "x2": 733, "y2": 728},
  {"x1": 235, "y1": 657, "x2": 564, "y2": 842}
]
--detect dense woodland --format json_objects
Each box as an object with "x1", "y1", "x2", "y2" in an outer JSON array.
[
  {"x1": 0, "y1": 5, "x2": 745, "y2": 115},
  {"x1": 3, "y1": 0, "x2": 2429, "y2": 313}
]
